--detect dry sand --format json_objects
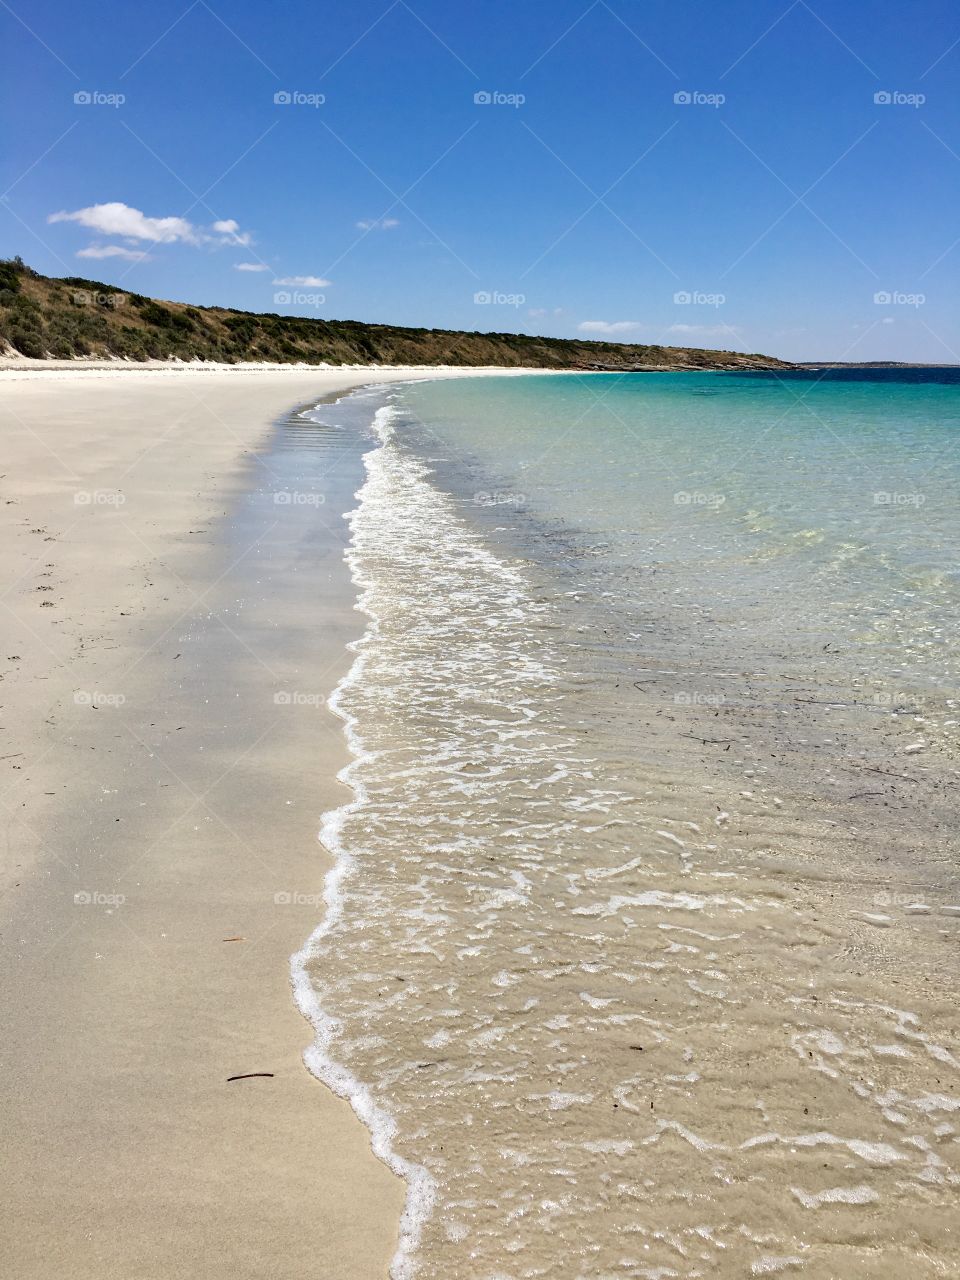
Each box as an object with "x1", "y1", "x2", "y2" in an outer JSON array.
[{"x1": 0, "y1": 365, "x2": 542, "y2": 1279}]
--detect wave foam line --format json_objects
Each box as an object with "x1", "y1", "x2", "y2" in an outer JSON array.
[{"x1": 290, "y1": 402, "x2": 436, "y2": 1280}]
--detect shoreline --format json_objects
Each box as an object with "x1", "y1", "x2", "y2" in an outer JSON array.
[
  {"x1": 291, "y1": 398, "x2": 435, "y2": 1280},
  {"x1": 0, "y1": 365, "x2": 545, "y2": 1278}
]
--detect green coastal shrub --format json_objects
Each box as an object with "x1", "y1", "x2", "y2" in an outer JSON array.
[
  {"x1": 0, "y1": 258, "x2": 24, "y2": 294},
  {"x1": 1, "y1": 260, "x2": 789, "y2": 370}
]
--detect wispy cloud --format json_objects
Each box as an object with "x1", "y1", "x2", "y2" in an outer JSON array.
[
  {"x1": 356, "y1": 217, "x2": 399, "y2": 231},
  {"x1": 273, "y1": 275, "x2": 331, "y2": 287},
  {"x1": 233, "y1": 262, "x2": 270, "y2": 272},
  {"x1": 578, "y1": 320, "x2": 642, "y2": 335},
  {"x1": 76, "y1": 244, "x2": 151, "y2": 262},
  {"x1": 48, "y1": 202, "x2": 251, "y2": 248}
]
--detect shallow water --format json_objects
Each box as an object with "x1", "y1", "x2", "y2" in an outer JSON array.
[{"x1": 298, "y1": 373, "x2": 960, "y2": 1278}]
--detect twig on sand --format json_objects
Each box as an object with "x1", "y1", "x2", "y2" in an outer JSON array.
[{"x1": 853, "y1": 765, "x2": 920, "y2": 784}]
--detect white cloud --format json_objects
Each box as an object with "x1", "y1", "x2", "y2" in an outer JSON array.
[
  {"x1": 76, "y1": 244, "x2": 151, "y2": 262},
  {"x1": 578, "y1": 320, "x2": 641, "y2": 335},
  {"x1": 211, "y1": 218, "x2": 252, "y2": 246},
  {"x1": 48, "y1": 202, "x2": 250, "y2": 248},
  {"x1": 529, "y1": 307, "x2": 567, "y2": 319},
  {"x1": 50, "y1": 202, "x2": 199, "y2": 244},
  {"x1": 356, "y1": 217, "x2": 400, "y2": 231},
  {"x1": 233, "y1": 262, "x2": 270, "y2": 272},
  {"x1": 667, "y1": 323, "x2": 738, "y2": 338},
  {"x1": 273, "y1": 275, "x2": 331, "y2": 287},
  {"x1": 882, "y1": 317, "x2": 894, "y2": 325}
]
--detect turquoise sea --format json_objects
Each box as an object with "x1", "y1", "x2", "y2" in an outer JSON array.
[
  {"x1": 298, "y1": 370, "x2": 960, "y2": 1279},
  {"x1": 402, "y1": 369, "x2": 960, "y2": 702}
]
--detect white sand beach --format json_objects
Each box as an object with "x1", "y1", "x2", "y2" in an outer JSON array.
[{"x1": 0, "y1": 364, "x2": 542, "y2": 1280}]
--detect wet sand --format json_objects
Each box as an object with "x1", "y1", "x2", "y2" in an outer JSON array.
[{"x1": 0, "y1": 366, "x2": 542, "y2": 1279}]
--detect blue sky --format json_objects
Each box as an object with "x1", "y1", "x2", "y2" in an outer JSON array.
[{"x1": 2, "y1": 0, "x2": 959, "y2": 361}]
